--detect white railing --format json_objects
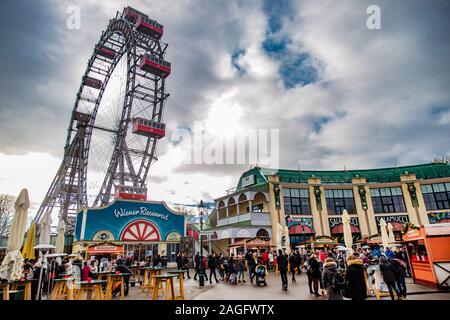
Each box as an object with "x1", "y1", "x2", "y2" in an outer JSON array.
[{"x1": 216, "y1": 212, "x2": 271, "y2": 227}]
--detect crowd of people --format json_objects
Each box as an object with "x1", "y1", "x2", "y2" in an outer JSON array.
[
  {"x1": 174, "y1": 245, "x2": 410, "y2": 301},
  {"x1": 17, "y1": 244, "x2": 410, "y2": 300},
  {"x1": 21, "y1": 254, "x2": 171, "y2": 299}
]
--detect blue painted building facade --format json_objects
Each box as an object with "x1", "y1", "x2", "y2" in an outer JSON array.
[{"x1": 73, "y1": 200, "x2": 186, "y2": 261}]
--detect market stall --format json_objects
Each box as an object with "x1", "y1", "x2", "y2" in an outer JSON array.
[
  {"x1": 86, "y1": 243, "x2": 125, "y2": 260},
  {"x1": 402, "y1": 223, "x2": 450, "y2": 289},
  {"x1": 228, "y1": 237, "x2": 271, "y2": 256}
]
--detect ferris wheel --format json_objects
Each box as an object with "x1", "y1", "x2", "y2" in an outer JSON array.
[{"x1": 35, "y1": 7, "x2": 171, "y2": 233}]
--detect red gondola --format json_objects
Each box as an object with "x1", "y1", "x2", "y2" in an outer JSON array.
[
  {"x1": 114, "y1": 185, "x2": 147, "y2": 201},
  {"x1": 139, "y1": 54, "x2": 171, "y2": 78},
  {"x1": 123, "y1": 6, "x2": 148, "y2": 23},
  {"x1": 83, "y1": 76, "x2": 102, "y2": 89},
  {"x1": 132, "y1": 118, "x2": 166, "y2": 139},
  {"x1": 135, "y1": 15, "x2": 164, "y2": 39},
  {"x1": 95, "y1": 46, "x2": 116, "y2": 60}
]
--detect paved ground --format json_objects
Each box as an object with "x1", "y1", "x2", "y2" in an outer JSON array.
[{"x1": 123, "y1": 270, "x2": 450, "y2": 301}]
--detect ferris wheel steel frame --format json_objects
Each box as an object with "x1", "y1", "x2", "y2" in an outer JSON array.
[{"x1": 35, "y1": 8, "x2": 170, "y2": 233}]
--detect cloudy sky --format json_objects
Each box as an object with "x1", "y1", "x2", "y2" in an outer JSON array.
[{"x1": 0, "y1": 0, "x2": 449, "y2": 217}]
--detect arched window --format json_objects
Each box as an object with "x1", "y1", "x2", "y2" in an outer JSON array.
[{"x1": 256, "y1": 228, "x2": 269, "y2": 238}]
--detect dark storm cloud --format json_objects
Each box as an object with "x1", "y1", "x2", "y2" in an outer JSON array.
[{"x1": 0, "y1": 0, "x2": 449, "y2": 204}]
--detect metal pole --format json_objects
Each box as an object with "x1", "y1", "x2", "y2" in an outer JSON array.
[{"x1": 199, "y1": 200, "x2": 205, "y2": 286}]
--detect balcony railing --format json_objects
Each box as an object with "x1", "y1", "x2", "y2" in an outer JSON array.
[{"x1": 216, "y1": 212, "x2": 271, "y2": 227}]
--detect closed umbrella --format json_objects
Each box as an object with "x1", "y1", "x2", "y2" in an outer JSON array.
[
  {"x1": 380, "y1": 218, "x2": 390, "y2": 250},
  {"x1": 22, "y1": 221, "x2": 37, "y2": 260},
  {"x1": 342, "y1": 210, "x2": 353, "y2": 255},
  {"x1": 387, "y1": 222, "x2": 395, "y2": 244},
  {"x1": 39, "y1": 211, "x2": 52, "y2": 245},
  {"x1": 0, "y1": 189, "x2": 30, "y2": 281},
  {"x1": 55, "y1": 220, "x2": 66, "y2": 254}
]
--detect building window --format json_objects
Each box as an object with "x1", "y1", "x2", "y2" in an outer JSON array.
[
  {"x1": 370, "y1": 187, "x2": 406, "y2": 213},
  {"x1": 421, "y1": 183, "x2": 450, "y2": 210},
  {"x1": 283, "y1": 188, "x2": 311, "y2": 215},
  {"x1": 256, "y1": 229, "x2": 269, "y2": 238},
  {"x1": 325, "y1": 189, "x2": 356, "y2": 214}
]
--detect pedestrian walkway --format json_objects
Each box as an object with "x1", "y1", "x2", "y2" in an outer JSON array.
[{"x1": 121, "y1": 271, "x2": 450, "y2": 300}]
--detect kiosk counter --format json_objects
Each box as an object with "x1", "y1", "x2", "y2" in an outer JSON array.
[{"x1": 402, "y1": 223, "x2": 450, "y2": 289}]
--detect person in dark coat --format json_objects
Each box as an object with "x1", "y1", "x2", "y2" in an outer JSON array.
[
  {"x1": 193, "y1": 252, "x2": 208, "y2": 281},
  {"x1": 288, "y1": 252, "x2": 297, "y2": 282},
  {"x1": 208, "y1": 252, "x2": 219, "y2": 283},
  {"x1": 379, "y1": 256, "x2": 401, "y2": 300},
  {"x1": 115, "y1": 260, "x2": 131, "y2": 296},
  {"x1": 181, "y1": 253, "x2": 191, "y2": 279},
  {"x1": 345, "y1": 255, "x2": 367, "y2": 300},
  {"x1": 294, "y1": 250, "x2": 302, "y2": 275},
  {"x1": 391, "y1": 255, "x2": 407, "y2": 297},
  {"x1": 31, "y1": 262, "x2": 45, "y2": 300},
  {"x1": 308, "y1": 254, "x2": 321, "y2": 296},
  {"x1": 322, "y1": 258, "x2": 343, "y2": 300},
  {"x1": 176, "y1": 252, "x2": 183, "y2": 270},
  {"x1": 153, "y1": 254, "x2": 162, "y2": 267},
  {"x1": 277, "y1": 249, "x2": 289, "y2": 290}
]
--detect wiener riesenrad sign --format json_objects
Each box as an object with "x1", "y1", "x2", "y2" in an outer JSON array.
[{"x1": 74, "y1": 199, "x2": 185, "y2": 242}]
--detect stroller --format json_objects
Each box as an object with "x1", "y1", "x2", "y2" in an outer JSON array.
[{"x1": 254, "y1": 264, "x2": 268, "y2": 286}]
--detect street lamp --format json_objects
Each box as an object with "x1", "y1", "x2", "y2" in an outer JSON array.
[{"x1": 199, "y1": 200, "x2": 205, "y2": 287}]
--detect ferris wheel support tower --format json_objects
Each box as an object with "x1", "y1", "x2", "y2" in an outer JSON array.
[{"x1": 35, "y1": 7, "x2": 171, "y2": 233}]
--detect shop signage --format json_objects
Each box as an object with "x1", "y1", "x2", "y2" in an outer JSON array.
[
  {"x1": 329, "y1": 217, "x2": 359, "y2": 228},
  {"x1": 407, "y1": 229, "x2": 420, "y2": 238},
  {"x1": 288, "y1": 216, "x2": 313, "y2": 227},
  {"x1": 428, "y1": 211, "x2": 450, "y2": 224},
  {"x1": 114, "y1": 207, "x2": 169, "y2": 220},
  {"x1": 88, "y1": 244, "x2": 124, "y2": 254},
  {"x1": 375, "y1": 215, "x2": 409, "y2": 225},
  {"x1": 241, "y1": 174, "x2": 256, "y2": 188}
]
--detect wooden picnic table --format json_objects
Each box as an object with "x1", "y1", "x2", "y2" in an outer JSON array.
[
  {"x1": 152, "y1": 274, "x2": 177, "y2": 300},
  {"x1": 75, "y1": 280, "x2": 106, "y2": 300},
  {"x1": 93, "y1": 271, "x2": 112, "y2": 281},
  {"x1": 50, "y1": 278, "x2": 75, "y2": 300},
  {"x1": 143, "y1": 267, "x2": 163, "y2": 295},
  {"x1": 166, "y1": 270, "x2": 186, "y2": 300},
  {"x1": 129, "y1": 265, "x2": 141, "y2": 282},
  {"x1": 104, "y1": 273, "x2": 130, "y2": 300},
  {"x1": 11, "y1": 279, "x2": 36, "y2": 300},
  {"x1": 140, "y1": 267, "x2": 163, "y2": 290},
  {"x1": 0, "y1": 281, "x2": 11, "y2": 300}
]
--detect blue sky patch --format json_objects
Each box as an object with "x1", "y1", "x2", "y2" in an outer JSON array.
[
  {"x1": 261, "y1": 0, "x2": 319, "y2": 89},
  {"x1": 280, "y1": 53, "x2": 319, "y2": 88}
]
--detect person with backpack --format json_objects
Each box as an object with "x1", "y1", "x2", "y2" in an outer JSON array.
[
  {"x1": 322, "y1": 257, "x2": 343, "y2": 300},
  {"x1": 379, "y1": 256, "x2": 401, "y2": 300}
]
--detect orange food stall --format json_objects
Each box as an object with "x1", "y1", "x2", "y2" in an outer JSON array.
[{"x1": 402, "y1": 223, "x2": 450, "y2": 289}]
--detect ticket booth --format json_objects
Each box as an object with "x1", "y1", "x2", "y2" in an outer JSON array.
[{"x1": 402, "y1": 223, "x2": 450, "y2": 289}]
